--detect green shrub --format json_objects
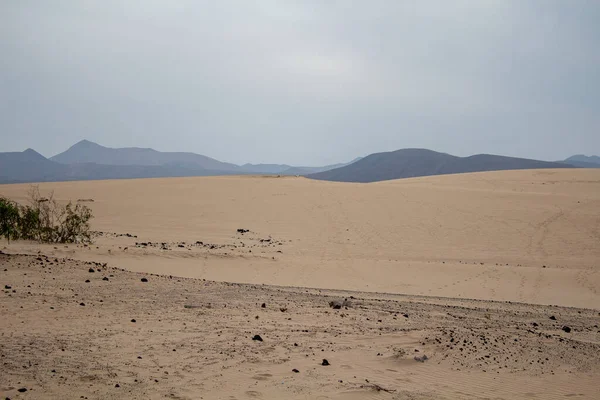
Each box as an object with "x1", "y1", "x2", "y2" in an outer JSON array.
[
  {"x1": 0, "y1": 197, "x2": 21, "y2": 243},
  {"x1": 0, "y1": 185, "x2": 93, "y2": 244},
  {"x1": 17, "y1": 205, "x2": 41, "y2": 241}
]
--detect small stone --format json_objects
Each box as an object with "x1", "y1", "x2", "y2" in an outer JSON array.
[
  {"x1": 85, "y1": 280, "x2": 90, "y2": 283},
  {"x1": 562, "y1": 326, "x2": 571, "y2": 333},
  {"x1": 4, "y1": 285, "x2": 11, "y2": 289},
  {"x1": 131, "y1": 319, "x2": 136, "y2": 323},
  {"x1": 261, "y1": 303, "x2": 266, "y2": 308},
  {"x1": 321, "y1": 359, "x2": 330, "y2": 366},
  {"x1": 102, "y1": 277, "x2": 109, "y2": 281},
  {"x1": 292, "y1": 369, "x2": 299, "y2": 373},
  {"x1": 88, "y1": 268, "x2": 95, "y2": 273},
  {"x1": 252, "y1": 335, "x2": 263, "y2": 342},
  {"x1": 115, "y1": 384, "x2": 120, "y2": 388},
  {"x1": 17, "y1": 388, "x2": 27, "y2": 393},
  {"x1": 549, "y1": 316, "x2": 556, "y2": 320},
  {"x1": 141, "y1": 278, "x2": 148, "y2": 283},
  {"x1": 79, "y1": 302, "x2": 85, "y2": 306}
]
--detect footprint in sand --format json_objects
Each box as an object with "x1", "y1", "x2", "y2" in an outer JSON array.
[{"x1": 251, "y1": 373, "x2": 272, "y2": 381}]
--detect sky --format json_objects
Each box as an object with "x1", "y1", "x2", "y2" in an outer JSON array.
[{"x1": 1, "y1": 1, "x2": 599, "y2": 166}]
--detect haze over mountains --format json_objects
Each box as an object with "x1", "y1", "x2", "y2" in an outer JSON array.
[
  {"x1": 308, "y1": 149, "x2": 583, "y2": 183},
  {"x1": 561, "y1": 155, "x2": 600, "y2": 169},
  {"x1": 0, "y1": 139, "x2": 598, "y2": 184}
]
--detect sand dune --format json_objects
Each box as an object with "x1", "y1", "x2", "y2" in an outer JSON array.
[
  {"x1": 1, "y1": 169, "x2": 600, "y2": 399},
  {"x1": 1, "y1": 169, "x2": 599, "y2": 308},
  {"x1": 1, "y1": 253, "x2": 599, "y2": 399}
]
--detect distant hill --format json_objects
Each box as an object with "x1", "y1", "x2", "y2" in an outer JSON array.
[
  {"x1": 51, "y1": 140, "x2": 355, "y2": 176},
  {"x1": 0, "y1": 149, "x2": 244, "y2": 184},
  {"x1": 562, "y1": 155, "x2": 600, "y2": 168},
  {"x1": 51, "y1": 140, "x2": 240, "y2": 172},
  {"x1": 281, "y1": 158, "x2": 363, "y2": 176},
  {"x1": 2, "y1": 143, "x2": 587, "y2": 185},
  {"x1": 0, "y1": 149, "x2": 69, "y2": 183},
  {"x1": 239, "y1": 158, "x2": 362, "y2": 175},
  {"x1": 307, "y1": 149, "x2": 576, "y2": 183},
  {"x1": 0, "y1": 140, "x2": 361, "y2": 184}
]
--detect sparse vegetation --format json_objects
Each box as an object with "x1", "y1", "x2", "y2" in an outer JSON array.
[
  {"x1": 0, "y1": 197, "x2": 20, "y2": 243},
  {"x1": 0, "y1": 185, "x2": 93, "y2": 244}
]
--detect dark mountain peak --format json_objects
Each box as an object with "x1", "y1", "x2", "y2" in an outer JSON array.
[
  {"x1": 392, "y1": 148, "x2": 445, "y2": 154},
  {"x1": 22, "y1": 148, "x2": 47, "y2": 160},
  {"x1": 70, "y1": 139, "x2": 103, "y2": 149}
]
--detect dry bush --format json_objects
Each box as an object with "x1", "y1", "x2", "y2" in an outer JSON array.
[{"x1": 0, "y1": 185, "x2": 93, "y2": 244}]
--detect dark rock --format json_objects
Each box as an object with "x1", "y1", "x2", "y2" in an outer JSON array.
[
  {"x1": 102, "y1": 277, "x2": 109, "y2": 281},
  {"x1": 131, "y1": 319, "x2": 136, "y2": 323},
  {"x1": 329, "y1": 301, "x2": 342, "y2": 310},
  {"x1": 252, "y1": 335, "x2": 263, "y2": 342},
  {"x1": 141, "y1": 278, "x2": 148, "y2": 283},
  {"x1": 292, "y1": 369, "x2": 299, "y2": 373},
  {"x1": 88, "y1": 268, "x2": 95, "y2": 273},
  {"x1": 321, "y1": 359, "x2": 330, "y2": 366},
  {"x1": 549, "y1": 316, "x2": 556, "y2": 320},
  {"x1": 85, "y1": 280, "x2": 90, "y2": 283},
  {"x1": 562, "y1": 326, "x2": 571, "y2": 333},
  {"x1": 115, "y1": 384, "x2": 120, "y2": 388},
  {"x1": 403, "y1": 314, "x2": 409, "y2": 318},
  {"x1": 17, "y1": 388, "x2": 27, "y2": 393},
  {"x1": 79, "y1": 302, "x2": 85, "y2": 306},
  {"x1": 237, "y1": 229, "x2": 249, "y2": 234},
  {"x1": 261, "y1": 303, "x2": 266, "y2": 308},
  {"x1": 4, "y1": 285, "x2": 11, "y2": 289},
  {"x1": 532, "y1": 322, "x2": 539, "y2": 327},
  {"x1": 414, "y1": 355, "x2": 429, "y2": 362}
]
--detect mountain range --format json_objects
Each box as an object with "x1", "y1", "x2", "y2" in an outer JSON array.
[
  {"x1": 307, "y1": 149, "x2": 584, "y2": 183},
  {"x1": 560, "y1": 155, "x2": 600, "y2": 169},
  {"x1": 0, "y1": 140, "x2": 598, "y2": 184}
]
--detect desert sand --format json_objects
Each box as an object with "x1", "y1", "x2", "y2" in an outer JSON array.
[{"x1": 1, "y1": 169, "x2": 600, "y2": 399}]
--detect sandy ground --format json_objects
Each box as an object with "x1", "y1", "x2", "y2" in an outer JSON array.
[
  {"x1": 1, "y1": 169, "x2": 600, "y2": 399},
  {"x1": 1, "y1": 169, "x2": 599, "y2": 308},
  {"x1": 1, "y1": 252, "x2": 599, "y2": 399}
]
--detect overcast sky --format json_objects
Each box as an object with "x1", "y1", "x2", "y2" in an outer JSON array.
[{"x1": 1, "y1": 1, "x2": 599, "y2": 165}]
